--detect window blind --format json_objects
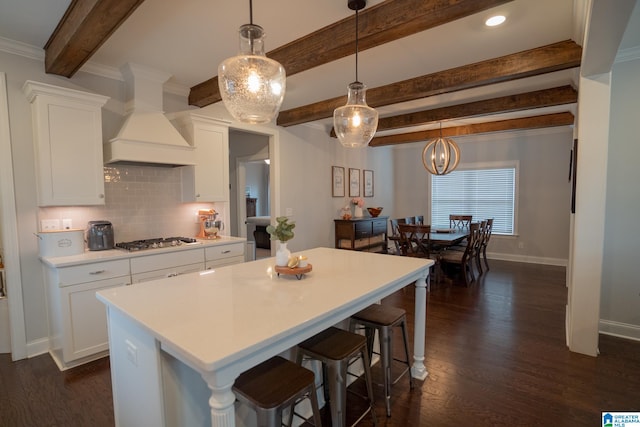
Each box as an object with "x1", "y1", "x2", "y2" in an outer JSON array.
[{"x1": 431, "y1": 167, "x2": 515, "y2": 235}]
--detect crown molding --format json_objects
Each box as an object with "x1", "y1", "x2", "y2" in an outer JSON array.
[
  {"x1": 615, "y1": 45, "x2": 640, "y2": 64},
  {"x1": 1, "y1": 36, "x2": 190, "y2": 97},
  {"x1": 0, "y1": 36, "x2": 43, "y2": 61}
]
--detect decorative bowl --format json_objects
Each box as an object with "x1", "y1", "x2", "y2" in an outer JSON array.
[{"x1": 367, "y1": 207, "x2": 383, "y2": 217}]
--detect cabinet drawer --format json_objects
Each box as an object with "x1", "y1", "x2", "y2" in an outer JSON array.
[
  {"x1": 372, "y1": 219, "x2": 387, "y2": 234},
  {"x1": 205, "y1": 255, "x2": 245, "y2": 270},
  {"x1": 354, "y1": 222, "x2": 371, "y2": 238},
  {"x1": 131, "y1": 248, "x2": 205, "y2": 274},
  {"x1": 57, "y1": 259, "x2": 130, "y2": 286},
  {"x1": 131, "y1": 262, "x2": 204, "y2": 284},
  {"x1": 205, "y1": 243, "x2": 245, "y2": 261}
]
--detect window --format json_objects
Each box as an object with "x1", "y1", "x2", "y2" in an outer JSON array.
[{"x1": 431, "y1": 164, "x2": 516, "y2": 235}]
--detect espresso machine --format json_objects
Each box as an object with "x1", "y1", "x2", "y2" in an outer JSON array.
[{"x1": 196, "y1": 209, "x2": 224, "y2": 239}]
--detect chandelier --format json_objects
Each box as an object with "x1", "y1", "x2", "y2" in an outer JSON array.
[
  {"x1": 421, "y1": 124, "x2": 460, "y2": 175},
  {"x1": 333, "y1": 0, "x2": 378, "y2": 148},
  {"x1": 218, "y1": 0, "x2": 286, "y2": 124}
]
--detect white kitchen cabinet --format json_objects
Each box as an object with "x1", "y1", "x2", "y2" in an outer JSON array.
[
  {"x1": 45, "y1": 259, "x2": 130, "y2": 370},
  {"x1": 172, "y1": 112, "x2": 230, "y2": 202},
  {"x1": 130, "y1": 248, "x2": 205, "y2": 283},
  {"x1": 205, "y1": 242, "x2": 245, "y2": 269},
  {"x1": 23, "y1": 81, "x2": 109, "y2": 206}
]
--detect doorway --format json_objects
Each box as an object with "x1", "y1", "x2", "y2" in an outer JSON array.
[{"x1": 228, "y1": 129, "x2": 273, "y2": 260}]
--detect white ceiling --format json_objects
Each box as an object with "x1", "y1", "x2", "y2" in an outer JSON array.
[{"x1": 0, "y1": 0, "x2": 638, "y2": 132}]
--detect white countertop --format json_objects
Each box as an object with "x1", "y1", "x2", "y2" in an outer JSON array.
[
  {"x1": 96, "y1": 247, "x2": 432, "y2": 373},
  {"x1": 40, "y1": 236, "x2": 246, "y2": 268}
]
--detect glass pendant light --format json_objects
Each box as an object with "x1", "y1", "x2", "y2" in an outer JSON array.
[
  {"x1": 333, "y1": 0, "x2": 378, "y2": 148},
  {"x1": 422, "y1": 123, "x2": 461, "y2": 175},
  {"x1": 218, "y1": 0, "x2": 286, "y2": 124}
]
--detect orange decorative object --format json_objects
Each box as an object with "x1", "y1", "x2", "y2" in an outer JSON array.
[
  {"x1": 196, "y1": 209, "x2": 219, "y2": 239},
  {"x1": 275, "y1": 264, "x2": 313, "y2": 280},
  {"x1": 367, "y1": 207, "x2": 383, "y2": 217}
]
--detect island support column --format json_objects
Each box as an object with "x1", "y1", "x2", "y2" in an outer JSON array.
[
  {"x1": 411, "y1": 270, "x2": 429, "y2": 380},
  {"x1": 202, "y1": 371, "x2": 238, "y2": 427}
]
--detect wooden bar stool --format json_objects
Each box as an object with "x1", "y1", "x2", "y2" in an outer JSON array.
[
  {"x1": 233, "y1": 356, "x2": 322, "y2": 427},
  {"x1": 294, "y1": 327, "x2": 377, "y2": 427},
  {"x1": 350, "y1": 304, "x2": 414, "y2": 417}
]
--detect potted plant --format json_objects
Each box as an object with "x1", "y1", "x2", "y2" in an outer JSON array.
[{"x1": 266, "y1": 216, "x2": 295, "y2": 266}]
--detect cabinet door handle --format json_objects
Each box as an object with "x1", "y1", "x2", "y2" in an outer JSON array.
[
  {"x1": 167, "y1": 272, "x2": 179, "y2": 278},
  {"x1": 221, "y1": 250, "x2": 231, "y2": 254},
  {"x1": 89, "y1": 270, "x2": 106, "y2": 275}
]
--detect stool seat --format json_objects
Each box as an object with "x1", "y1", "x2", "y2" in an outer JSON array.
[
  {"x1": 233, "y1": 356, "x2": 322, "y2": 427},
  {"x1": 350, "y1": 304, "x2": 414, "y2": 418},
  {"x1": 295, "y1": 327, "x2": 377, "y2": 427},
  {"x1": 352, "y1": 304, "x2": 406, "y2": 327},
  {"x1": 298, "y1": 326, "x2": 368, "y2": 361}
]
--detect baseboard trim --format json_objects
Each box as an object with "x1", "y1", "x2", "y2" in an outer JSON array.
[
  {"x1": 487, "y1": 252, "x2": 567, "y2": 267},
  {"x1": 26, "y1": 337, "x2": 50, "y2": 358},
  {"x1": 599, "y1": 319, "x2": 640, "y2": 342}
]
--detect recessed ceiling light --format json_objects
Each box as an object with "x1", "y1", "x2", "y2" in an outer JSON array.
[{"x1": 485, "y1": 15, "x2": 506, "y2": 27}]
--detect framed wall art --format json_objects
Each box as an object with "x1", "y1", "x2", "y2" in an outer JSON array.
[
  {"x1": 363, "y1": 169, "x2": 374, "y2": 197},
  {"x1": 349, "y1": 168, "x2": 360, "y2": 197},
  {"x1": 332, "y1": 166, "x2": 345, "y2": 197}
]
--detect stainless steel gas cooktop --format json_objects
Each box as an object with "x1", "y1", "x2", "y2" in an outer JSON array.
[{"x1": 115, "y1": 237, "x2": 197, "y2": 251}]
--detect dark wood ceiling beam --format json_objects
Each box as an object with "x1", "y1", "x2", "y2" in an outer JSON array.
[
  {"x1": 188, "y1": 0, "x2": 514, "y2": 107},
  {"x1": 44, "y1": 0, "x2": 146, "y2": 77},
  {"x1": 368, "y1": 112, "x2": 575, "y2": 147},
  {"x1": 278, "y1": 40, "x2": 582, "y2": 127},
  {"x1": 330, "y1": 85, "x2": 577, "y2": 136}
]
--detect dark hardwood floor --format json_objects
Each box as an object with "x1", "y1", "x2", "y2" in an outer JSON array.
[{"x1": 1, "y1": 260, "x2": 638, "y2": 426}]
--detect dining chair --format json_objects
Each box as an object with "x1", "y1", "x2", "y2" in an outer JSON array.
[
  {"x1": 389, "y1": 219, "x2": 402, "y2": 254},
  {"x1": 398, "y1": 223, "x2": 441, "y2": 284},
  {"x1": 473, "y1": 220, "x2": 488, "y2": 275},
  {"x1": 403, "y1": 216, "x2": 415, "y2": 225},
  {"x1": 397, "y1": 223, "x2": 432, "y2": 258},
  {"x1": 414, "y1": 215, "x2": 424, "y2": 225},
  {"x1": 449, "y1": 214, "x2": 473, "y2": 229},
  {"x1": 479, "y1": 218, "x2": 494, "y2": 272},
  {"x1": 439, "y1": 222, "x2": 480, "y2": 287}
]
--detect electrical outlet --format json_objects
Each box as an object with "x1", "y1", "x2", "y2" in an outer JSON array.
[
  {"x1": 285, "y1": 208, "x2": 293, "y2": 216},
  {"x1": 62, "y1": 219, "x2": 72, "y2": 229},
  {"x1": 40, "y1": 219, "x2": 60, "y2": 231},
  {"x1": 125, "y1": 340, "x2": 138, "y2": 366},
  {"x1": 518, "y1": 242, "x2": 525, "y2": 249}
]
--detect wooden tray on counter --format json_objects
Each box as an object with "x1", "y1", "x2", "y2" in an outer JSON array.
[{"x1": 275, "y1": 264, "x2": 313, "y2": 280}]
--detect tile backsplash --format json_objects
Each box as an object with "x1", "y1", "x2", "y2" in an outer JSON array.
[{"x1": 38, "y1": 164, "x2": 224, "y2": 242}]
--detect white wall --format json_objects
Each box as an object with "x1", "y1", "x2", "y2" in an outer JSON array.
[
  {"x1": 270, "y1": 124, "x2": 395, "y2": 254},
  {"x1": 392, "y1": 128, "x2": 573, "y2": 265},
  {"x1": 600, "y1": 57, "x2": 640, "y2": 340}
]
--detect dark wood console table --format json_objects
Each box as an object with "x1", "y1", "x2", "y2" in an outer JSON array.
[{"x1": 334, "y1": 216, "x2": 389, "y2": 253}]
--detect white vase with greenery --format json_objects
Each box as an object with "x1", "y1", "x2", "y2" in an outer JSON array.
[{"x1": 266, "y1": 217, "x2": 295, "y2": 266}]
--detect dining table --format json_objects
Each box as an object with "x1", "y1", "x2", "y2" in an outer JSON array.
[
  {"x1": 394, "y1": 223, "x2": 469, "y2": 256},
  {"x1": 429, "y1": 227, "x2": 469, "y2": 247},
  {"x1": 97, "y1": 246, "x2": 433, "y2": 427}
]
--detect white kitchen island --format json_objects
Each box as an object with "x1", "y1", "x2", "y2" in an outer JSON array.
[{"x1": 97, "y1": 247, "x2": 432, "y2": 427}]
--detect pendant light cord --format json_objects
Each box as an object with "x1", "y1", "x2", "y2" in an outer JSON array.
[
  {"x1": 249, "y1": 0, "x2": 253, "y2": 25},
  {"x1": 355, "y1": 7, "x2": 359, "y2": 82}
]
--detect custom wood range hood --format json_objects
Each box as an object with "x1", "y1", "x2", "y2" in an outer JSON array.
[{"x1": 103, "y1": 63, "x2": 196, "y2": 167}]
